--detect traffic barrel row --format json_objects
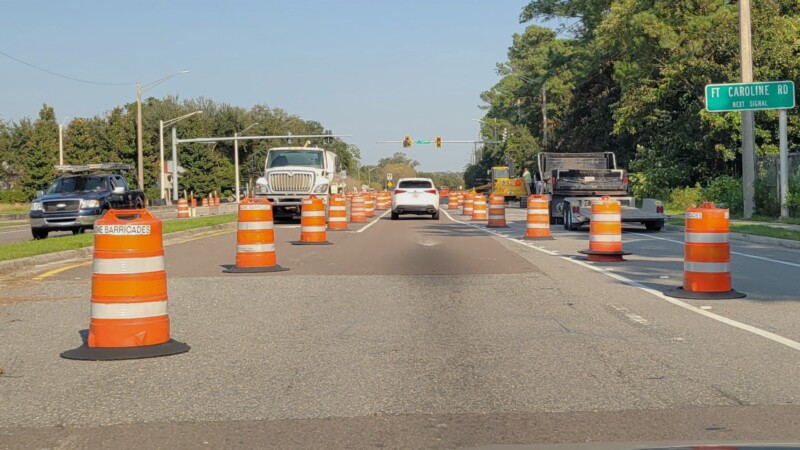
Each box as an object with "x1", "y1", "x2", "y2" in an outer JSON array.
[{"x1": 447, "y1": 193, "x2": 459, "y2": 210}]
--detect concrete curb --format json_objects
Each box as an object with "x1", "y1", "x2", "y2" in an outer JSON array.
[
  {"x1": 0, "y1": 214, "x2": 28, "y2": 220},
  {"x1": 0, "y1": 221, "x2": 237, "y2": 275},
  {"x1": 664, "y1": 224, "x2": 800, "y2": 250}
]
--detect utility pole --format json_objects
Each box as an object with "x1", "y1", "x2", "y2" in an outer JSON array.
[
  {"x1": 541, "y1": 86, "x2": 548, "y2": 148},
  {"x1": 58, "y1": 124, "x2": 64, "y2": 166},
  {"x1": 740, "y1": 0, "x2": 755, "y2": 218},
  {"x1": 136, "y1": 81, "x2": 144, "y2": 191}
]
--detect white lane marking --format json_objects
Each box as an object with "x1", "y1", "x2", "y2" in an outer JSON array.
[
  {"x1": 442, "y1": 209, "x2": 800, "y2": 353},
  {"x1": 608, "y1": 303, "x2": 650, "y2": 325},
  {"x1": 630, "y1": 232, "x2": 800, "y2": 269},
  {"x1": 355, "y1": 209, "x2": 390, "y2": 233}
]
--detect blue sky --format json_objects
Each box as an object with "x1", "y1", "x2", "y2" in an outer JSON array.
[{"x1": 1, "y1": 0, "x2": 539, "y2": 172}]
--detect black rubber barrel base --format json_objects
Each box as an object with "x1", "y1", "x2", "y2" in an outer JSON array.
[
  {"x1": 665, "y1": 287, "x2": 746, "y2": 300},
  {"x1": 61, "y1": 339, "x2": 190, "y2": 361},
  {"x1": 290, "y1": 241, "x2": 332, "y2": 245},
  {"x1": 223, "y1": 264, "x2": 288, "y2": 273}
]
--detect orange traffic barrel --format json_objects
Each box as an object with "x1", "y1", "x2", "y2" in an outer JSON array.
[
  {"x1": 375, "y1": 191, "x2": 389, "y2": 210},
  {"x1": 177, "y1": 198, "x2": 189, "y2": 219},
  {"x1": 471, "y1": 194, "x2": 487, "y2": 221},
  {"x1": 201, "y1": 197, "x2": 208, "y2": 207},
  {"x1": 190, "y1": 195, "x2": 197, "y2": 208},
  {"x1": 224, "y1": 197, "x2": 288, "y2": 273},
  {"x1": 328, "y1": 194, "x2": 349, "y2": 231},
  {"x1": 364, "y1": 193, "x2": 375, "y2": 218},
  {"x1": 666, "y1": 203, "x2": 744, "y2": 299},
  {"x1": 61, "y1": 209, "x2": 189, "y2": 360},
  {"x1": 351, "y1": 195, "x2": 367, "y2": 223},
  {"x1": 462, "y1": 192, "x2": 475, "y2": 216},
  {"x1": 292, "y1": 196, "x2": 332, "y2": 245},
  {"x1": 457, "y1": 192, "x2": 464, "y2": 207},
  {"x1": 487, "y1": 194, "x2": 507, "y2": 228},
  {"x1": 523, "y1": 195, "x2": 552, "y2": 240},
  {"x1": 447, "y1": 194, "x2": 458, "y2": 210},
  {"x1": 578, "y1": 196, "x2": 630, "y2": 262}
]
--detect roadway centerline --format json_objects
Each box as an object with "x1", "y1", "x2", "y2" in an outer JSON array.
[{"x1": 442, "y1": 209, "x2": 800, "y2": 353}]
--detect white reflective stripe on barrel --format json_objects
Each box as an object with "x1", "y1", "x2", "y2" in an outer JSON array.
[
  {"x1": 528, "y1": 209, "x2": 549, "y2": 215},
  {"x1": 488, "y1": 215, "x2": 505, "y2": 220},
  {"x1": 91, "y1": 300, "x2": 168, "y2": 319},
  {"x1": 93, "y1": 256, "x2": 164, "y2": 275},
  {"x1": 329, "y1": 217, "x2": 347, "y2": 222},
  {"x1": 302, "y1": 211, "x2": 326, "y2": 217},
  {"x1": 240, "y1": 204, "x2": 271, "y2": 210},
  {"x1": 685, "y1": 232, "x2": 729, "y2": 243},
  {"x1": 237, "y1": 243, "x2": 276, "y2": 252},
  {"x1": 302, "y1": 226, "x2": 327, "y2": 232},
  {"x1": 238, "y1": 221, "x2": 274, "y2": 230},
  {"x1": 589, "y1": 234, "x2": 622, "y2": 242},
  {"x1": 685, "y1": 261, "x2": 730, "y2": 273},
  {"x1": 591, "y1": 213, "x2": 621, "y2": 222},
  {"x1": 527, "y1": 223, "x2": 549, "y2": 229},
  {"x1": 329, "y1": 206, "x2": 347, "y2": 211}
]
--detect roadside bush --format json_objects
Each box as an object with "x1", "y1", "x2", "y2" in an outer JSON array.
[
  {"x1": 786, "y1": 172, "x2": 800, "y2": 217},
  {"x1": 667, "y1": 184, "x2": 703, "y2": 212},
  {"x1": 703, "y1": 175, "x2": 743, "y2": 215},
  {"x1": 0, "y1": 189, "x2": 27, "y2": 203},
  {"x1": 754, "y1": 177, "x2": 780, "y2": 217}
]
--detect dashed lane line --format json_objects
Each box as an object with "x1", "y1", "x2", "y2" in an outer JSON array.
[{"x1": 442, "y1": 209, "x2": 800, "y2": 353}]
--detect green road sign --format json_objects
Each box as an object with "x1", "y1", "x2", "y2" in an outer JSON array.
[
  {"x1": 414, "y1": 140, "x2": 432, "y2": 144},
  {"x1": 705, "y1": 81, "x2": 795, "y2": 112}
]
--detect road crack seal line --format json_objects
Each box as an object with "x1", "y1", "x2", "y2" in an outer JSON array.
[{"x1": 442, "y1": 209, "x2": 800, "y2": 353}]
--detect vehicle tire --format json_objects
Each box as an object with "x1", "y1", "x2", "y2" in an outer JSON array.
[
  {"x1": 32, "y1": 229, "x2": 48, "y2": 240},
  {"x1": 391, "y1": 212, "x2": 399, "y2": 220},
  {"x1": 432, "y1": 211, "x2": 440, "y2": 220},
  {"x1": 519, "y1": 196, "x2": 527, "y2": 209},
  {"x1": 645, "y1": 220, "x2": 664, "y2": 232},
  {"x1": 134, "y1": 198, "x2": 144, "y2": 209},
  {"x1": 563, "y1": 206, "x2": 572, "y2": 230},
  {"x1": 71, "y1": 228, "x2": 85, "y2": 235}
]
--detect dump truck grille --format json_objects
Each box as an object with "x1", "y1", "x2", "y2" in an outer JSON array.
[{"x1": 269, "y1": 172, "x2": 314, "y2": 192}]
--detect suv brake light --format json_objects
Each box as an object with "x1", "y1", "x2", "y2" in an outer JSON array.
[
  {"x1": 393, "y1": 189, "x2": 406, "y2": 195},
  {"x1": 424, "y1": 189, "x2": 437, "y2": 194}
]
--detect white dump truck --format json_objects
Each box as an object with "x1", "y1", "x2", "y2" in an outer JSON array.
[{"x1": 254, "y1": 146, "x2": 346, "y2": 219}]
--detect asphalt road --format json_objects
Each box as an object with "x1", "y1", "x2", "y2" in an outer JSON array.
[
  {"x1": 0, "y1": 223, "x2": 73, "y2": 244},
  {"x1": 2, "y1": 206, "x2": 800, "y2": 449}
]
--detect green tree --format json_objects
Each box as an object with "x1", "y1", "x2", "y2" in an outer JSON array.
[{"x1": 18, "y1": 105, "x2": 59, "y2": 198}]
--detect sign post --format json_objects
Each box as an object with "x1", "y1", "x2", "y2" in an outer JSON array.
[{"x1": 705, "y1": 81, "x2": 796, "y2": 218}]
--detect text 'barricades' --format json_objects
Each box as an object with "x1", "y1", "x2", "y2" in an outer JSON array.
[
  {"x1": 61, "y1": 209, "x2": 189, "y2": 360},
  {"x1": 224, "y1": 197, "x2": 288, "y2": 273},
  {"x1": 666, "y1": 202, "x2": 745, "y2": 299}
]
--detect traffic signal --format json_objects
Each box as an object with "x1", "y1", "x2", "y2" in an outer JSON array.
[
  {"x1": 403, "y1": 135, "x2": 412, "y2": 148},
  {"x1": 435, "y1": 136, "x2": 442, "y2": 148}
]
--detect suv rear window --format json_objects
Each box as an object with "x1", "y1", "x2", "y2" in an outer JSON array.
[{"x1": 398, "y1": 180, "x2": 433, "y2": 189}]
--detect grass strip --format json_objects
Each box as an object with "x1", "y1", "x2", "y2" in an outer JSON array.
[
  {"x1": 0, "y1": 203, "x2": 30, "y2": 214},
  {"x1": 0, "y1": 214, "x2": 237, "y2": 262}
]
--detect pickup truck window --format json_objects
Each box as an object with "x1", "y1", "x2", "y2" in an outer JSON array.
[
  {"x1": 45, "y1": 176, "x2": 107, "y2": 194},
  {"x1": 110, "y1": 175, "x2": 127, "y2": 191},
  {"x1": 267, "y1": 150, "x2": 324, "y2": 169}
]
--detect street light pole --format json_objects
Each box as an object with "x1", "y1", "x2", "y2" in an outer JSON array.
[
  {"x1": 159, "y1": 111, "x2": 202, "y2": 202},
  {"x1": 234, "y1": 123, "x2": 259, "y2": 204},
  {"x1": 58, "y1": 116, "x2": 69, "y2": 166},
  {"x1": 136, "y1": 81, "x2": 143, "y2": 190},
  {"x1": 172, "y1": 127, "x2": 178, "y2": 202},
  {"x1": 136, "y1": 70, "x2": 189, "y2": 192}
]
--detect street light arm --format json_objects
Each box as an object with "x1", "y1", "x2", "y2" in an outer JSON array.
[
  {"x1": 163, "y1": 110, "x2": 203, "y2": 127},
  {"x1": 142, "y1": 70, "x2": 190, "y2": 92}
]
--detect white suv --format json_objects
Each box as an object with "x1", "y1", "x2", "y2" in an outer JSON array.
[{"x1": 391, "y1": 178, "x2": 440, "y2": 220}]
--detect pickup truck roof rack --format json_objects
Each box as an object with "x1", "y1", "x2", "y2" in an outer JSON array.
[{"x1": 53, "y1": 163, "x2": 133, "y2": 174}]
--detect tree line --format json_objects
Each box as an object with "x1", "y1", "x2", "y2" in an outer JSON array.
[
  {"x1": 0, "y1": 97, "x2": 361, "y2": 202},
  {"x1": 467, "y1": 0, "x2": 800, "y2": 214}
]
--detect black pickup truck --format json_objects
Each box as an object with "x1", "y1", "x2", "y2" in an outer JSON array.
[{"x1": 29, "y1": 166, "x2": 145, "y2": 239}]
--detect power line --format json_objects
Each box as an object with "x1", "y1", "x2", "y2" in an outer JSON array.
[{"x1": 0, "y1": 49, "x2": 135, "y2": 86}]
